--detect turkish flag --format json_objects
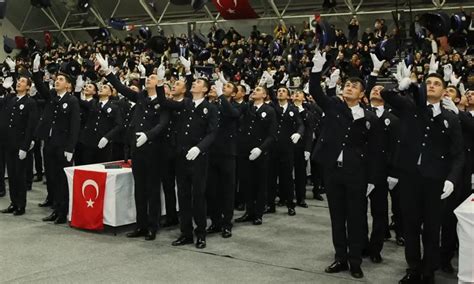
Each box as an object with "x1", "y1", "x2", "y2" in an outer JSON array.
[
  {"x1": 15, "y1": 36, "x2": 26, "y2": 49},
  {"x1": 71, "y1": 169, "x2": 107, "y2": 230},
  {"x1": 212, "y1": 0, "x2": 258, "y2": 20}
]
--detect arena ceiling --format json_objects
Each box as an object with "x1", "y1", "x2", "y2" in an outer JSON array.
[{"x1": 4, "y1": 0, "x2": 473, "y2": 42}]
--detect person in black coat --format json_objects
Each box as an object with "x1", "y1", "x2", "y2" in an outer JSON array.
[
  {"x1": 32, "y1": 54, "x2": 81, "y2": 224},
  {"x1": 0, "y1": 75, "x2": 38, "y2": 215},
  {"x1": 98, "y1": 55, "x2": 170, "y2": 242},
  {"x1": 78, "y1": 84, "x2": 123, "y2": 165},
  {"x1": 234, "y1": 85, "x2": 277, "y2": 225},
  {"x1": 309, "y1": 50, "x2": 382, "y2": 279},
  {"x1": 156, "y1": 57, "x2": 218, "y2": 249},
  {"x1": 381, "y1": 68, "x2": 464, "y2": 284}
]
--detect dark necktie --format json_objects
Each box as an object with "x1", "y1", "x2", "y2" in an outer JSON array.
[{"x1": 427, "y1": 104, "x2": 434, "y2": 117}]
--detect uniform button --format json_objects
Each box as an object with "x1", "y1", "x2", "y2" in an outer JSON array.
[
  {"x1": 342, "y1": 143, "x2": 345, "y2": 146},
  {"x1": 189, "y1": 117, "x2": 192, "y2": 120},
  {"x1": 422, "y1": 143, "x2": 425, "y2": 146},
  {"x1": 426, "y1": 126, "x2": 430, "y2": 130},
  {"x1": 345, "y1": 135, "x2": 348, "y2": 138},
  {"x1": 191, "y1": 110, "x2": 194, "y2": 113},
  {"x1": 382, "y1": 150, "x2": 385, "y2": 153},
  {"x1": 187, "y1": 124, "x2": 190, "y2": 128},
  {"x1": 94, "y1": 128, "x2": 97, "y2": 131},
  {"x1": 347, "y1": 127, "x2": 351, "y2": 130},
  {"x1": 441, "y1": 156, "x2": 445, "y2": 159},
  {"x1": 145, "y1": 110, "x2": 148, "y2": 113},
  {"x1": 277, "y1": 131, "x2": 280, "y2": 134},
  {"x1": 166, "y1": 135, "x2": 170, "y2": 138},
  {"x1": 140, "y1": 123, "x2": 143, "y2": 126},
  {"x1": 185, "y1": 132, "x2": 188, "y2": 135},
  {"x1": 424, "y1": 134, "x2": 428, "y2": 137},
  {"x1": 52, "y1": 121, "x2": 55, "y2": 124},
  {"x1": 336, "y1": 115, "x2": 340, "y2": 118},
  {"x1": 414, "y1": 114, "x2": 418, "y2": 118},
  {"x1": 248, "y1": 132, "x2": 251, "y2": 135},
  {"x1": 251, "y1": 120, "x2": 254, "y2": 123},
  {"x1": 441, "y1": 130, "x2": 445, "y2": 134},
  {"x1": 430, "y1": 118, "x2": 434, "y2": 122}
]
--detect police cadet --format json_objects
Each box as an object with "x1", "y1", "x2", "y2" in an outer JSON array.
[
  {"x1": 266, "y1": 86, "x2": 304, "y2": 215},
  {"x1": 156, "y1": 57, "x2": 218, "y2": 249},
  {"x1": 381, "y1": 62, "x2": 464, "y2": 284},
  {"x1": 291, "y1": 89, "x2": 315, "y2": 208},
  {"x1": 78, "y1": 84, "x2": 123, "y2": 165},
  {"x1": 32, "y1": 54, "x2": 81, "y2": 224},
  {"x1": 0, "y1": 74, "x2": 38, "y2": 216},
  {"x1": 206, "y1": 80, "x2": 241, "y2": 238},
  {"x1": 309, "y1": 50, "x2": 381, "y2": 279},
  {"x1": 235, "y1": 85, "x2": 277, "y2": 225},
  {"x1": 233, "y1": 84, "x2": 248, "y2": 211},
  {"x1": 97, "y1": 54, "x2": 169, "y2": 241}
]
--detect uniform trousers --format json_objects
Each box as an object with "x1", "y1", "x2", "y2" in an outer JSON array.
[
  {"x1": 82, "y1": 144, "x2": 113, "y2": 165},
  {"x1": 268, "y1": 150, "x2": 295, "y2": 208},
  {"x1": 363, "y1": 181, "x2": 389, "y2": 255},
  {"x1": 294, "y1": 146, "x2": 308, "y2": 203},
  {"x1": 6, "y1": 147, "x2": 28, "y2": 208},
  {"x1": 162, "y1": 147, "x2": 178, "y2": 222},
  {"x1": 239, "y1": 153, "x2": 269, "y2": 219}
]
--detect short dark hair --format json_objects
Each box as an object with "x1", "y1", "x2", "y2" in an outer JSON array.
[
  {"x1": 426, "y1": 73, "x2": 446, "y2": 88},
  {"x1": 57, "y1": 72, "x2": 73, "y2": 85},
  {"x1": 345, "y1": 77, "x2": 366, "y2": 91},
  {"x1": 226, "y1": 81, "x2": 238, "y2": 94},
  {"x1": 18, "y1": 75, "x2": 32, "y2": 87},
  {"x1": 198, "y1": 78, "x2": 210, "y2": 95},
  {"x1": 237, "y1": 84, "x2": 247, "y2": 94},
  {"x1": 447, "y1": 85, "x2": 461, "y2": 99}
]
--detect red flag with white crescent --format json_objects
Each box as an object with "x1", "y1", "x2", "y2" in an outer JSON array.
[
  {"x1": 212, "y1": 0, "x2": 258, "y2": 20},
  {"x1": 71, "y1": 169, "x2": 107, "y2": 230}
]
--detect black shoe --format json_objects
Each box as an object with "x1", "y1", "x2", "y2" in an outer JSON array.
[
  {"x1": 276, "y1": 200, "x2": 285, "y2": 207},
  {"x1": 362, "y1": 248, "x2": 370, "y2": 258},
  {"x1": 54, "y1": 215, "x2": 67, "y2": 224},
  {"x1": 195, "y1": 237, "x2": 206, "y2": 249},
  {"x1": 126, "y1": 228, "x2": 148, "y2": 238},
  {"x1": 263, "y1": 205, "x2": 275, "y2": 214},
  {"x1": 1, "y1": 204, "x2": 17, "y2": 214},
  {"x1": 313, "y1": 193, "x2": 324, "y2": 201},
  {"x1": 0, "y1": 189, "x2": 5, "y2": 197},
  {"x1": 206, "y1": 224, "x2": 221, "y2": 234},
  {"x1": 370, "y1": 253, "x2": 383, "y2": 264},
  {"x1": 440, "y1": 261, "x2": 454, "y2": 274},
  {"x1": 13, "y1": 208, "x2": 25, "y2": 216},
  {"x1": 422, "y1": 274, "x2": 435, "y2": 284},
  {"x1": 350, "y1": 265, "x2": 364, "y2": 278},
  {"x1": 34, "y1": 175, "x2": 43, "y2": 182},
  {"x1": 297, "y1": 201, "x2": 308, "y2": 208},
  {"x1": 324, "y1": 261, "x2": 349, "y2": 273},
  {"x1": 399, "y1": 272, "x2": 421, "y2": 283},
  {"x1": 38, "y1": 199, "x2": 53, "y2": 207},
  {"x1": 396, "y1": 236, "x2": 405, "y2": 246},
  {"x1": 222, "y1": 228, "x2": 232, "y2": 238},
  {"x1": 288, "y1": 208, "x2": 296, "y2": 216},
  {"x1": 389, "y1": 221, "x2": 396, "y2": 230},
  {"x1": 385, "y1": 229, "x2": 392, "y2": 240},
  {"x1": 172, "y1": 236, "x2": 194, "y2": 246},
  {"x1": 42, "y1": 212, "x2": 58, "y2": 222},
  {"x1": 235, "y1": 204, "x2": 245, "y2": 211},
  {"x1": 145, "y1": 231, "x2": 156, "y2": 241},
  {"x1": 235, "y1": 213, "x2": 253, "y2": 223},
  {"x1": 162, "y1": 218, "x2": 179, "y2": 228},
  {"x1": 252, "y1": 218, "x2": 262, "y2": 225}
]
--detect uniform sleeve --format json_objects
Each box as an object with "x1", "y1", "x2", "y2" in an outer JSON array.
[
  {"x1": 156, "y1": 85, "x2": 186, "y2": 110},
  {"x1": 32, "y1": 71, "x2": 53, "y2": 101},
  {"x1": 309, "y1": 72, "x2": 331, "y2": 112},
  {"x1": 258, "y1": 107, "x2": 277, "y2": 152},
  {"x1": 106, "y1": 73, "x2": 140, "y2": 103},
  {"x1": 66, "y1": 97, "x2": 81, "y2": 153},
  {"x1": 219, "y1": 96, "x2": 240, "y2": 118},
  {"x1": 145, "y1": 109, "x2": 169, "y2": 141},
  {"x1": 104, "y1": 105, "x2": 124, "y2": 140},
  {"x1": 446, "y1": 116, "x2": 465, "y2": 184},
  {"x1": 20, "y1": 99, "x2": 39, "y2": 152},
  {"x1": 196, "y1": 103, "x2": 218, "y2": 152}
]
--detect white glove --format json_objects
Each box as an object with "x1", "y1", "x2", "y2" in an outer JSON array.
[
  {"x1": 18, "y1": 150, "x2": 27, "y2": 160},
  {"x1": 33, "y1": 54, "x2": 41, "y2": 72},
  {"x1": 138, "y1": 63, "x2": 146, "y2": 78},
  {"x1": 75, "y1": 75, "x2": 85, "y2": 93},
  {"x1": 303, "y1": 82, "x2": 309, "y2": 94},
  {"x1": 98, "y1": 137, "x2": 109, "y2": 149},
  {"x1": 265, "y1": 72, "x2": 274, "y2": 88},
  {"x1": 179, "y1": 56, "x2": 191, "y2": 72},
  {"x1": 280, "y1": 73, "x2": 289, "y2": 85},
  {"x1": 327, "y1": 69, "x2": 340, "y2": 89},
  {"x1": 431, "y1": 39, "x2": 438, "y2": 54},
  {"x1": 215, "y1": 80, "x2": 223, "y2": 97},
  {"x1": 29, "y1": 84, "x2": 37, "y2": 97},
  {"x1": 311, "y1": 49, "x2": 326, "y2": 73},
  {"x1": 218, "y1": 71, "x2": 228, "y2": 84},
  {"x1": 249, "y1": 147, "x2": 262, "y2": 161},
  {"x1": 240, "y1": 80, "x2": 251, "y2": 95},
  {"x1": 136, "y1": 132, "x2": 148, "y2": 148},
  {"x1": 157, "y1": 64, "x2": 166, "y2": 81},
  {"x1": 5, "y1": 57, "x2": 16, "y2": 72},
  {"x1": 95, "y1": 53, "x2": 110, "y2": 74},
  {"x1": 258, "y1": 71, "x2": 269, "y2": 87},
  {"x1": 450, "y1": 73, "x2": 461, "y2": 86},
  {"x1": 428, "y1": 54, "x2": 439, "y2": 75},
  {"x1": 370, "y1": 53, "x2": 385, "y2": 73},
  {"x1": 442, "y1": 97, "x2": 459, "y2": 114},
  {"x1": 29, "y1": 141, "x2": 35, "y2": 151},
  {"x1": 366, "y1": 183, "x2": 375, "y2": 197},
  {"x1": 394, "y1": 62, "x2": 412, "y2": 91},
  {"x1": 186, "y1": 146, "x2": 201, "y2": 161},
  {"x1": 443, "y1": 64, "x2": 453, "y2": 82},
  {"x1": 2, "y1": 77, "x2": 13, "y2": 89},
  {"x1": 304, "y1": 151, "x2": 311, "y2": 161},
  {"x1": 387, "y1": 176, "x2": 398, "y2": 190},
  {"x1": 291, "y1": 133, "x2": 301, "y2": 144},
  {"x1": 64, "y1": 151, "x2": 73, "y2": 162},
  {"x1": 441, "y1": 180, "x2": 454, "y2": 200}
]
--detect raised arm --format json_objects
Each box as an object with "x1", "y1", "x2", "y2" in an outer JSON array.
[
  {"x1": 145, "y1": 108, "x2": 170, "y2": 141},
  {"x1": 106, "y1": 73, "x2": 140, "y2": 103}
]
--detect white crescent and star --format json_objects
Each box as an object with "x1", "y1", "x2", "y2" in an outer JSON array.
[
  {"x1": 81, "y1": 179, "x2": 99, "y2": 208},
  {"x1": 216, "y1": 0, "x2": 238, "y2": 9}
]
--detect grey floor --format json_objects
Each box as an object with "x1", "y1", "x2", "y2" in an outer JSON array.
[{"x1": 0, "y1": 181, "x2": 458, "y2": 283}]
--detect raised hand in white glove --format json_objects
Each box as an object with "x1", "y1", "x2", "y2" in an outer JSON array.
[
  {"x1": 240, "y1": 80, "x2": 251, "y2": 95},
  {"x1": 328, "y1": 69, "x2": 340, "y2": 89},
  {"x1": 366, "y1": 183, "x2": 375, "y2": 197},
  {"x1": 443, "y1": 64, "x2": 453, "y2": 82},
  {"x1": 311, "y1": 49, "x2": 326, "y2": 73},
  {"x1": 138, "y1": 63, "x2": 146, "y2": 78},
  {"x1": 179, "y1": 56, "x2": 191, "y2": 72},
  {"x1": 394, "y1": 62, "x2": 412, "y2": 91},
  {"x1": 431, "y1": 39, "x2": 438, "y2": 54},
  {"x1": 75, "y1": 75, "x2": 85, "y2": 93},
  {"x1": 29, "y1": 141, "x2": 35, "y2": 151},
  {"x1": 18, "y1": 150, "x2": 27, "y2": 160},
  {"x1": 186, "y1": 146, "x2": 201, "y2": 161},
  {"x1": 304, "y1": 151, "x2": 311, "y2": 161},
  {"x1": 64, "y1": 151, "x2": 73, "y2": 162},
  {"x1": 5, "y1": 57, "x2": 16, "y2": 72},
  {"x1": 98, "y1": 137, "x2": 109, "y2": 149},
  {"x1": 440, "y1": 180, "x2": 454, "y2": 200},
  {"x1": 2, "y1": 77, "x2": 13, "y2": 89},
  {"x1": 33, "y1": 54, "x2": 41, "y2": 72},
  {"x1": 157, "y1": 64, "x2": 166, "y2": 81},
  {"x1": 387, "y1": 176, "x2": 399, "y2": 190},
  {"x1": 370, "y1": 53, "x2": 385, "y2": 73},
  {"x1": 428, "y1": 54, "x2": 439, "y2": 75},
  {"x1": 291, "y1": 133, "x2": 301, "y2": 144},
  {"x1": 218, "y1": 71, "x2": 228, "y2": 84},
  {"x1": 95, "y1": 53, "x2": 110, "y2": 74},
  {"x1": 280, "y1": 73, "x2": 289, "y2": 84},
  {"x1": 249, "y1": 147, "x2": 262, "y2": 161},
  {"x1": 441, "y1": 97, "x2": 459, "y2": 114},
  {"x1": 215, "y1": 80, "x2": 224, "y2": 97},
  {"x1": 136, "y1": 132, "x2": 148, "y2": 148},
  {"x1": 265, "y1": 72, "x2": 275, "y2": 88},
  {"x1": 450, "y1": 73, "x2": 461, "y2": 87}
]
